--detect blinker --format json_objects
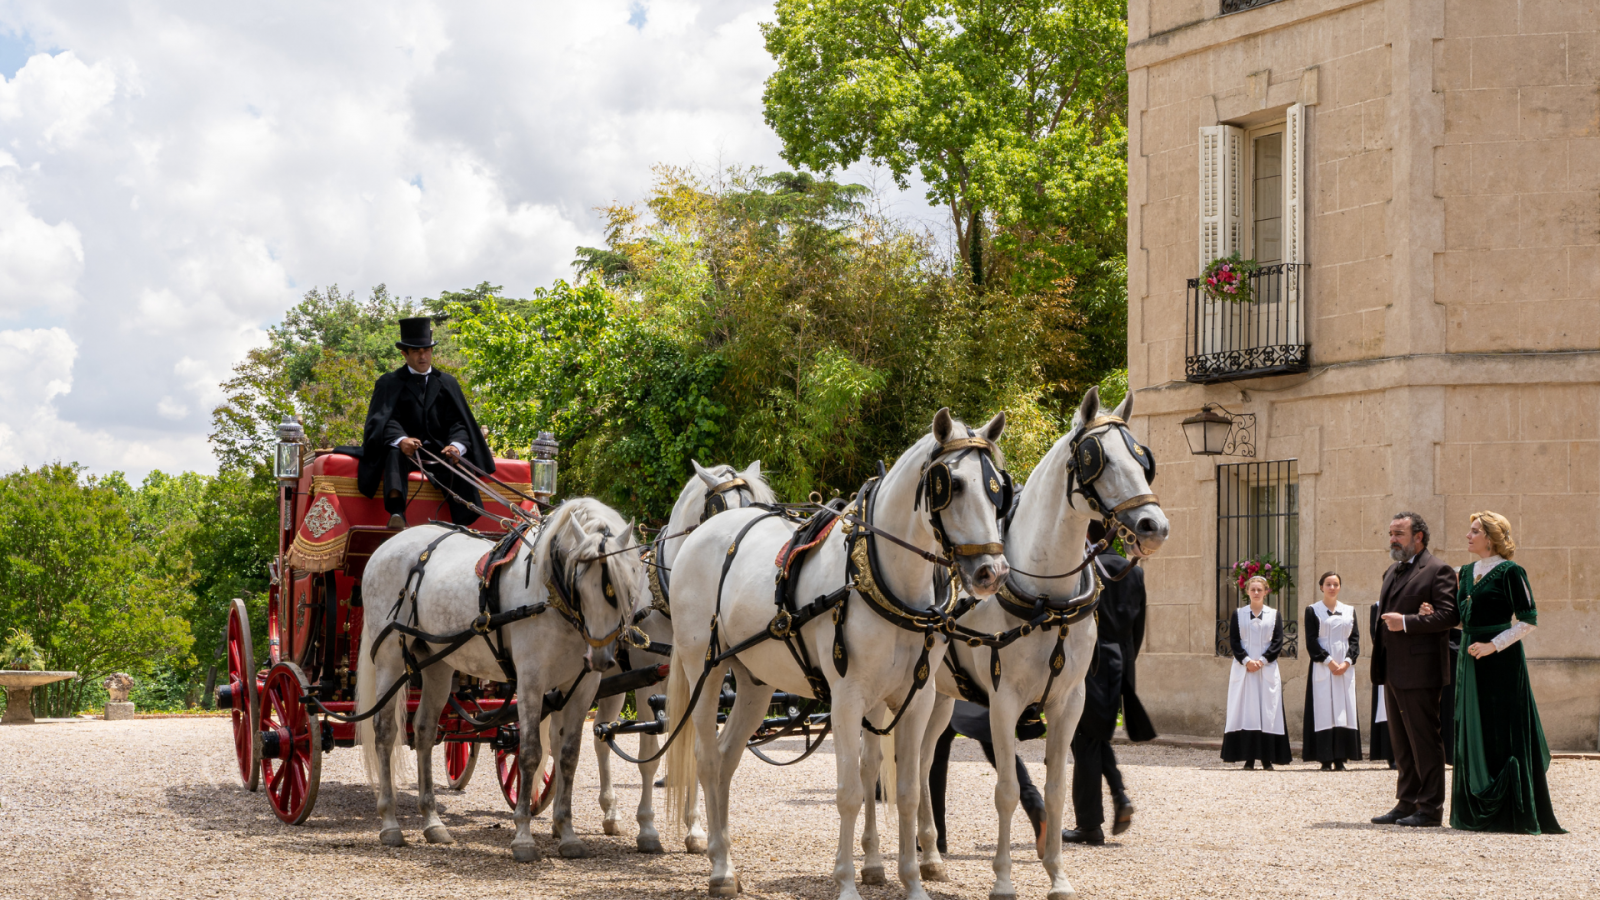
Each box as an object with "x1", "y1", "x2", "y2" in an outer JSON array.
[{"x1": 924, "y1": 462, "x2": 953, "y2": 512}]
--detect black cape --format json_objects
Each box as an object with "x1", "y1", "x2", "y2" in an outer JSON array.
[
  {"x1": 357, "y1": 366, "x2": 495, "y2": 498},
  {"x1": 1078, "y1": 553, "x2": 1157, "y2": 743}
]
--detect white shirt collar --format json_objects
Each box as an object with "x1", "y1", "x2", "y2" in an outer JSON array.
[
  {"x1": 1473, "y1": 554, "x2": 1506, "y2": 578},
  {"x1": 407, "y1": 365, "x2": 432, "y2": 377}
]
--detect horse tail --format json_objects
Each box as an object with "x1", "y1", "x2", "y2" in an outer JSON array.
[
  {"x1": 877, "y1": 728, "x2": 898, "y2": 824},
  {"x1": 664, "y1": 637, "x2": 698, "y2": 834},
  {"x1": 356, "y1": 616, "x2": 410, "y2": 787}
]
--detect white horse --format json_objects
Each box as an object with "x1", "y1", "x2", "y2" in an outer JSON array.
[
  {"x1": 666, "y1": 409, "x2": 1012, "y2": 900},
  {"x1": 356, "y1": 498, "x2": 641, "y2": 861},
  {"x1": 592, "y1": 460, "x2": 774, "y2": 853},
  {"x1": 914, "y1": 386, "x2": 1169, "y2": 900}
]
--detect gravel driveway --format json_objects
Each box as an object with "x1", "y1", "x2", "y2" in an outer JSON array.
[{"x1": 0, "y1": 718, "x2": 1594, "y2": 899}]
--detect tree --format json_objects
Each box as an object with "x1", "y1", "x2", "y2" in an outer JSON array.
[
  {"x1": 0, "y1": 464, "x2": 193, "y2": 716},
  {"x1": 762, "y1": 0, "x2": 1129, "y2": 288},
  {"x1": 210, "y1": 285, "x2": 418, "y2": 469}
]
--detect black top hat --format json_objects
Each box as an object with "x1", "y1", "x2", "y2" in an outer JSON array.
[{"x1": 395, "y1": 317, "x2": 436, "y2": 350}]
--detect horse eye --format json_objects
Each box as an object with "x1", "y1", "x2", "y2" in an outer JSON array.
[{"x1": 950, "y1": 476, "x2": 965, "y2": 493}]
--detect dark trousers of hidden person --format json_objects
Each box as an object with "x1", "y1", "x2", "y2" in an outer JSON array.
[{"x1": 927, "y1": 700, "x2": 1045, "y2": 854}]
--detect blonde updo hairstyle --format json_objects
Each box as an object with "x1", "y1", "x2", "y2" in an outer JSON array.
[
  {"x1": 1243, "y1": 575, "x2": 1270, "y2": 593},
  {"x1": 1470, "y1": 511, "x2": 1516, "y2": 559}
]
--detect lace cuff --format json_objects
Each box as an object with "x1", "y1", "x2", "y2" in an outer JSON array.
[{"x1": 1491, "y1": 619, "x2": 1535, "y2": 652}]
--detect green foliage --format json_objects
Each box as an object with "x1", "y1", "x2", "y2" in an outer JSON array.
[
  {"x1": 1, "y1": 628, "x2": 44, "y2": 670},
  {"x1": 447, "y1": 280, "x2": 728, "y2": 520},
  {"x1": 210, "y1": 284, "x2": 420, "y2": 470},
  {"x1": 1097, "y1": 368, "x2": 1129, "y2": 411},
  {"x1": 0, "y1": 464, "x2": 194, "y2": 716}
]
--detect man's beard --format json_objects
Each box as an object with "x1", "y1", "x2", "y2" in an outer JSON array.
[{"x1": 1389, "y1": 545, "x2": 1409, "y2": 562}]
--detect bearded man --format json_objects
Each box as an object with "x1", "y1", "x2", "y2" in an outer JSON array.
[{"x1": 357, "y1": 316, "x2": 494, "y2": 528}]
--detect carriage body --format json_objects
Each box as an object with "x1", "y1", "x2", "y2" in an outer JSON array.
[{"x1": 220, "y1": 448, "x2": 545, "y2": 824}]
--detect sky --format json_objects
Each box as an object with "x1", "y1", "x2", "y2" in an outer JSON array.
[{"x1": 0, "y1": 1, "x2": 944, "y2": 480}]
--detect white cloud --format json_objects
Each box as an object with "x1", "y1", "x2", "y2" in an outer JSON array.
[{"x1": 0, "y1": 2, "x2": 945, "y2": 480}]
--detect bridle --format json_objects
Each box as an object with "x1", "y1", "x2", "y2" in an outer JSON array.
[
  {"x1": 702, "y1": 476, "x2": 752, "y2": 520},
  {"x1": 1065, "y1": 414, "x2": 1158, "y2": 552},
  {"x1": 546, "y1": 528, "x2": 635, "y2": 649},
  {"x1": 914, "y1": 429, "x2": 1014, "y2": 561}
]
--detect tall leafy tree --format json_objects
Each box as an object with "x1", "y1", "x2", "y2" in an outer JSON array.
[{"x1": 0, "y1": 464, "x2": 194, "y2": 716}]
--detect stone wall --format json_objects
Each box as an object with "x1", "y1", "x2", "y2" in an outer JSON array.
[{"x1": 1127, "y1": 0, "x2": 1600, "y2": 749}]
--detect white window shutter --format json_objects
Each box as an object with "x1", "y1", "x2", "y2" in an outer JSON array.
[
  {"x1": 1283, "y1": 103, "x2": 1305, "y2": 265},
  {"x1": 1282, "y1": 103, "x2": 1306, "y2": 344},
  {"x1": 1198, "y1": 125, "x2": 1244, "y2": 271}
]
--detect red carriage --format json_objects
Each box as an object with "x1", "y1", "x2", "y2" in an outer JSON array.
[{"x1": 217, "y1": 417, "x2": 563, "y2": 824}]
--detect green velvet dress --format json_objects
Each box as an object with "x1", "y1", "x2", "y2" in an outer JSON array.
[{"x1": 1449, "y1": 560, "x2": 1564, "y2": 834}]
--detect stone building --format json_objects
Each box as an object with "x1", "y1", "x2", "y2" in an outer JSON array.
[{"x1": 1125, "y1": 0, "x2": 1599, "y2": 749}]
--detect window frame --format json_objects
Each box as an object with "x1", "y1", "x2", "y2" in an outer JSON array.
[{"x1": 1215, "y1": 458, "x2": 1301, "y2": 659}]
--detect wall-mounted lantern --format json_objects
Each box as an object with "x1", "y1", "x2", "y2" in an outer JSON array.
[{"x1": 1181, "y1": 403, "x2": 1256, "y2": 457}]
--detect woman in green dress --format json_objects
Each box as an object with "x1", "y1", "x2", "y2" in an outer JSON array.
[{"x1": 1445, "y1": 511, "x2": 1564, "y2": 833}]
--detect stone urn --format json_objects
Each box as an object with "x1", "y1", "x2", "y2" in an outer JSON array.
[
  {"x1": 0, "y1": 671, "x2": 77, "y2": 724},
  {"x1": 104, "y1": 672, "x2": 135, "y2": 721}
]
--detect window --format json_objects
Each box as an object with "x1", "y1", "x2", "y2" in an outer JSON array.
[
  {"x1": 1215, "y1": 459, "x2": 1299, "y2": 658},
  {"x1": 1189, "y1": 105, "x2": 1308, "y2": 382}
]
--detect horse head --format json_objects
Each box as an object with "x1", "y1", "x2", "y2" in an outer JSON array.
[
  {"x1": 914, "y1": 407, "x2": 1011, "y2": 597},
  {"x1": 1064, "y1": 386, "x2": 1169, "y2": 558},
  {"x1": 541, "y1": 499, "x2": 642, "y2": 671}
]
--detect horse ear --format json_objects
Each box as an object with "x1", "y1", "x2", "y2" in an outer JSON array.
[
  {"x1": 1111, "y1": 389, "x2": 1133, "y2": 421},
  {"x1": 932, "y1": 407, "x2": 955, "y2": 445},
  {"x1": 691, "y1": 459, "x2": 719, "y2": 488},
  {"x1": 739, "y1": 459, "x2": 762, "y2": 481},
  {"x1": 1072, "y1": 386, "x2": 1102, "y2": 430},
  {"x1": 978, "y1": 411, "x2": 1006, "y2": 444}
]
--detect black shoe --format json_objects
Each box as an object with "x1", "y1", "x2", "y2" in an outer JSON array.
[
  {"x1": 1320, "y1": 761, "x2": 1333, "y2": 771},
  {"x1": 1261, "y1": 760, "x2": 1274, "y2": 771},
  {"x1": 1396, "y1": 813, "x2": 1442, "y2": 827},
  {"x1": 1371, "y1": 807, "x2": 1411, "y2": 825},
  {"x1": 1111, "y1": 797, "x2": 1135, "y2": 836},
  {"x1": 388, "y1": 513, "x2": 406, "y2": 530},
  {"x1": 1334, "y1": 761, "x2": 1346, "y2": 771},
  {"x1": 1243, "y1": 760, "x2": 1255, "y2": 770},
  {"x1": 1061, "y1": 827, "x2": 1105, "y2": 846}
]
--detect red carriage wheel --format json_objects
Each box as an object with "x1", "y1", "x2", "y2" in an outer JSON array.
[
  {"x1": 495, "y1": 746, "x2": 553, "y2": 813},
  {"x1": 222, "y1": 598, "x2": 260, "y2": 791},
  {"x1": 259, "y1": 662, "x2": 322, "y2": 825},
  {"x1": 445, "y1": 741, "x2": 479, "y2": 790}
]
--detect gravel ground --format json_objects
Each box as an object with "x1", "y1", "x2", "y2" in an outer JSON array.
[{"x1": 1, "y1": 718, "x2": 1595, "y2": 900}]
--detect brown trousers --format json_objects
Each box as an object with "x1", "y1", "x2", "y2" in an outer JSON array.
[{"x1": 1385, "y1": 684, "x2": 1447, "y2": 819}]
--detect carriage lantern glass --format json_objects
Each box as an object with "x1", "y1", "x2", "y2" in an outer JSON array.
[
  {"x1": 274, "y1": 415, "x2": 305, "y2": 481},
  {"x1": 529, "y1": 431, "x2": 559, "y2": 498}
]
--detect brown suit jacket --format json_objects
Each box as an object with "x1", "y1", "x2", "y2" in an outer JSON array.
[{"x1": 1370, "y1": 549, "x2": 1460, "y2": 690}]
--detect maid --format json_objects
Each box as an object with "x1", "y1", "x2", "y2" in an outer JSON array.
[
  {"x1": 1222, "y1": 575, "x2": 1292, "y2": 769},
  {"x1": 1302, "y1": 572, "x2": 1362, "y2": 769}
]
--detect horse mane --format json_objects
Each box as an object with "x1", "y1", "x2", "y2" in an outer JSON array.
[
  {"x1": 671, "y1": 462, "x2": 778, "y2": 509},
  {"x1": 532, "y1": 498, "x2": 638, "y2": 601},
  {"x1": 888, "y1": 414, "x2": 1007, "y2": 474}
]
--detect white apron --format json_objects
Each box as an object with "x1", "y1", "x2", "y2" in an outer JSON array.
[
  {"x1": 1224, "y1": 606, "x2": 1285, "y2": 735},
  {"x1": 1309, "y1": 601, "x2": 1359, "y2": 732}
]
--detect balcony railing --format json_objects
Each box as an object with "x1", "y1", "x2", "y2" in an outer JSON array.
[
  {"x1": 1221, "y1": 0, "x2": 1285, "y2": 12},
  {"x1": 1185, "y1": 262, "x2": 1310, "y2": 384}
]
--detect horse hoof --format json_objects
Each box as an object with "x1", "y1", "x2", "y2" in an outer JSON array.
[
  {"x1": 602, "y1": 818, "x2": 621, "y2": 836},
  {"x1": 512, "y1": 842, "x2": 541, "y2": 863},
  {"x1": 637, "y1": 835, "x2": 663, "y2": 854},
  {"x1": 379, "y1": 828, "x2": 405, "y2": 848},
  {"x1": 1047, "y1": 891, "x2": 1078, "y2": 900},
  {"x1": 423, "y1": 825, "x2": 455, "y2": 845},
  {"x1": 861, "y1": 866, "x2": 887, "y2": 885},
  {"x1": 709, "y1": 874, "x2": 740, "y2": 897},
  {"x1": 559, "y1": 841, "x2": 587, "y2": 859},
  {"x1": 920, "y1": 862, "x2": 948, "y2": 882},
  {"x1": 989, "y1": 891, "x2": 1018, "y2": 900},
  {"x1": 685, "y1": 834, "x2": 708, "y2": 855}
]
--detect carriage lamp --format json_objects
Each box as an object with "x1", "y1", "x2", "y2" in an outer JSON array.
[
  {"x1": 529, "y1": 431, "x2": 560, "y2": 499},
  {"x1": 1181, "y1": 403, "x2": 1255, "y2": 457},
  {"x1": 274, "y1": 415, "x2": 305, "y2": 480}
]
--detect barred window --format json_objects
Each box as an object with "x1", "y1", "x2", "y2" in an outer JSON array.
[{"x1": 1215, "y1": 459, "x2": 1299, "y2": 657}]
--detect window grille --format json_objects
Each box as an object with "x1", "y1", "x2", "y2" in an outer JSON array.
[
  {"x1": 1215, "y1": 459, "x2": 1299, "y2": 657},
  {"x1": 1221, "y1": 0, "x2": 1285, "y2": 12}
]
